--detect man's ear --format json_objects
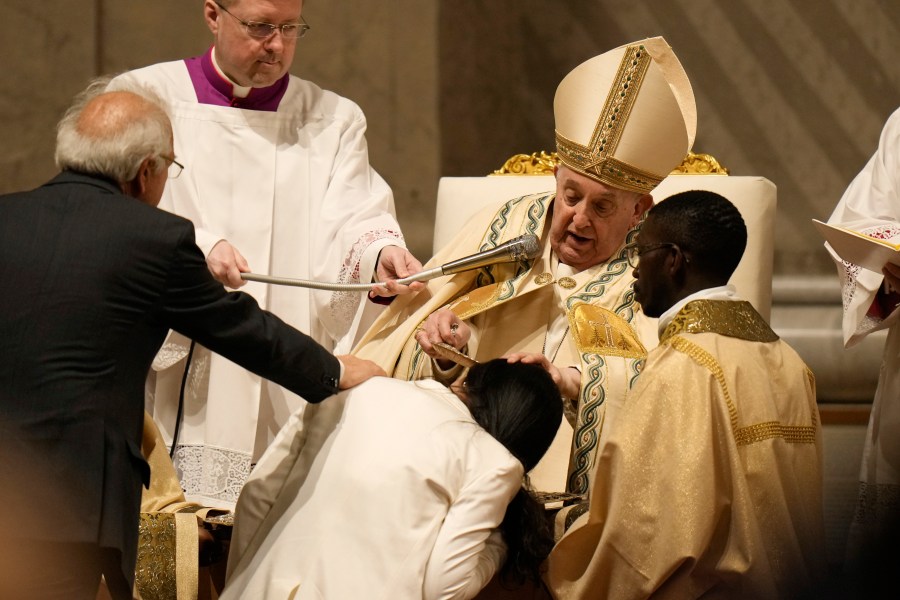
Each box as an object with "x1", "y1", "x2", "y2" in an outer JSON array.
[
  {"x1": 137, "y1": 157, "x2": 155, "y2": 194},
  {"x1": 630, "y1": 194, "x2": 654, "y2": 227},
  {"x1": 203, "y1": 0, "x2": 220, "y2": 34},
  {"x1": 122, "y1": 157, "x2": 155, "y2": 203},
  {"x1": 668, "y1": 244, "x2": 690, "y2": 281}
]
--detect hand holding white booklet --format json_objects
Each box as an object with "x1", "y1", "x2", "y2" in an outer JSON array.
[{"x1": 813, "y1": 218, "x2": 900, "y2": 272}]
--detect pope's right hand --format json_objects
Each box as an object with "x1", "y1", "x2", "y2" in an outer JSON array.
[{"x1": 414, "y1": 309, "x2": 471, "y2": 368}]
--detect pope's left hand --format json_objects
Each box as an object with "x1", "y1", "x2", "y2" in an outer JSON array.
[{"x1": 504, "y1": 352, "x2": 581, "y2": 401}]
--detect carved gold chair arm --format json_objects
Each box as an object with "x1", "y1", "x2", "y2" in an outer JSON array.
[
  {"x1": 491, "y1": 150, "x2": 728, "y2": 176},
  {"x1": 671, "y1": 151, "x2": 729, "y2": 175}
]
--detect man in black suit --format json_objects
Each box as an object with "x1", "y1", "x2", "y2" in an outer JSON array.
[{"x1": 0, "y1": 79, "x2": 384, "y2": 599}]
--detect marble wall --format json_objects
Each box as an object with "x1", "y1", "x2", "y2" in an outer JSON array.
[
  {"x1": 3, "y1": 0, "x2": 900, "y2": 269},
  {"x1": 439, "y1": 0, "x2": 900, "y2": 275},
  {"x1": 1, "y1": 0, "x2": 439, "y2": 256}
]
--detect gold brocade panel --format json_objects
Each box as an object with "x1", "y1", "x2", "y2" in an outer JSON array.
[{"x1": 136, "y1": 513, "x2": 178, "y2": 600}]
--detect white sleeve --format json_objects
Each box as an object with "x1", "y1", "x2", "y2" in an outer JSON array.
[
  {"x1": 829, "y1": 107, "x2": 900, "y2": 225},
  {"x1": 422, "y1": 439, "x2": 523, "y2": 600},
  {"x1": 309, "y1": 103, "x2": 406, "y2": 344},
  {"x1": 828, "y1": 108, "x2": 900, "y2": 346}
]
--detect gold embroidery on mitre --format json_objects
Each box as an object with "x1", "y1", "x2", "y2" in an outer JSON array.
[
  {"x1": 660, "y1": 300, "x2": 779, "y2": 345},
  {"x1": 445, "y1": 284, "x2": 502, "y2": 320},
  {"x1": 569, "y1": 304, "x2": 647, "y2": 358},
  {"x1": 555, "y1": 44, "x2": 663, "y2": 194}
]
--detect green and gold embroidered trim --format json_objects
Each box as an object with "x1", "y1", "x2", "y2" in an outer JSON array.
[
  {"x1": 480, "y1": 194, "x2": 551, "y2": 301},
  {"x1": 566, "y1": 228, "x2": 640, "y2": 321},
  {"x1": 568, "y1": 353, "x2": 607, "y2": 494}
]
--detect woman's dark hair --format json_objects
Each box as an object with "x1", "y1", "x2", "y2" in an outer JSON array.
[{"x1": 463, "y1": 359, "x2": 564, "y2": 587}]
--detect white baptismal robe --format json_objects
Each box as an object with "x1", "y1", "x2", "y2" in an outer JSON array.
[
  {"x1": 113, "y1": 58, "x2": 404, "y2": 507},
  {"x1": 222, "y1": 377, "x2": 523, "y2": 600},
  {"x1": 827, "y1": 106, "x2": 900, "y2": 557}
]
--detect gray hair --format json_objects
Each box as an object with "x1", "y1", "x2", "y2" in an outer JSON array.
[{"x1": 55, "y1": 75, "x2": 172, "y2": 183}]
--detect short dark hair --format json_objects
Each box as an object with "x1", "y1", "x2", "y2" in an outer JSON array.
[{"x1": 648, "y1": 190, "x2": 747, "y2": 282}]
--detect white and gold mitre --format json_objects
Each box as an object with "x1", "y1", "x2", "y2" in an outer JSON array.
[{"x1": 554, "y1": 36, "x2": 697, "y2": 193}]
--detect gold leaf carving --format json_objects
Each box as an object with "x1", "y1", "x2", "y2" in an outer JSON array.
[
  {"x1": 492, "y1": 151, "x2": 560, "y2": 175},
  {"x1": 491, "y1": 150, "x2": 729, "y2": 176},
  {"x1": 670, "y1": 151, "x2": 730, "y2": 175}
]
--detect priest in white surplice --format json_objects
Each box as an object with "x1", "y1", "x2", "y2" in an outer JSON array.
[
  {"x1": 826, "y1": 106, "x2": 900, "y2": 583},
  {"x1": 110, "y1": 0, "x2": 422, "y2": 508}
]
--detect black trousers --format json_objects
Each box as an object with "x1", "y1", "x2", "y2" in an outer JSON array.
[{"x1": 0, "y1": 540, "x2": 132, "y2": 600}]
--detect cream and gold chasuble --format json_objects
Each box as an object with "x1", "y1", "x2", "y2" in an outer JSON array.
[
  {"x1": 546, "y1": 300, "x2": 826, "y2": 599},
  {"x1": 355, "y1": 192, "x2": 656, "y2": 494}
]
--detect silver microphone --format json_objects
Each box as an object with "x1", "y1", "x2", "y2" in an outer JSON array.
[
  {"x1": 371, "y1": 233, "x2": 542, "y2": 284},
  {"x1": 240, "y1": 234, "x2": 541, "y2": 291},
  {"x1": 440, "y1": 233, "x2": 542, "y2": 275}
]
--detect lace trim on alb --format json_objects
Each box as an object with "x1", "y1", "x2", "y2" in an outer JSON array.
[
  {"x1": 853, "y1": 481, "x2": 900, "y2": 525},
  {"x1": 152, "y1": 338, "x2": 191, "y2": 371},
  {"x1": 330, "y1": 228, "x2": 405, "y2": 324},
  {"x1": 841, "y1": 261, "x2": 860, "y2": 313},
  {"x1": 172, "y1": 444, "x2": 252, "y2": 505},
  {"x1": 843, "y1": 223, "x2": 900, "y2": 334}
]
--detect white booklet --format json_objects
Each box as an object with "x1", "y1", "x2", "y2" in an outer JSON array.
[{"x1": 813, "y1": 218, "x2": 900, "y2": 272}]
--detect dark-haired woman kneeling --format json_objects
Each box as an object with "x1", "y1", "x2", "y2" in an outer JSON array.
[{"x1": 221, "y1": 360, "x2": 563, "y2": 600}]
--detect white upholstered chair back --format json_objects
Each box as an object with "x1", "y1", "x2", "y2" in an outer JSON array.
[{"x1": 433, "y1": 153, "x2": 776, "y2": 321}]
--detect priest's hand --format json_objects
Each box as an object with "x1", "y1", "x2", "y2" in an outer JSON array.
[
  {"x1": 505, "y1": 352, "x2": 581, "y2": 401},
  {"x1": 371, "y1": 246, "x2": 425, "y2": 297},
  {"x1": 872, "y1": 263, "x2": 900, "y2": 316},
  {"x1": 207, "y1": 240, "x2": 250, "y2": 289},
  {"x1": 337, "y1": 355, "x2": 386, "y2": 389},
  {"x1": 415, "y1": 309, "x2": 471, "y2": 369},
  {"x1": 883, "y1": 263, "x2": 900, "y2": 297}
]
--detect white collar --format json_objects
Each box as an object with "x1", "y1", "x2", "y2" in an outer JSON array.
[{"x1": 211, "y1": 48, "x2": 252, "y2": 98}]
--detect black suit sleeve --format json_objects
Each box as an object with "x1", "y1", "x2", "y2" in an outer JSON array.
[{"x1": 158, "y1": 224, "x2": 340, "y2": 403}]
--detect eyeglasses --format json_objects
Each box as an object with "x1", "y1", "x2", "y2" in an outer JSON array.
[
  {"x1": 160, "y1": 154, "x2": 184, "y2": 179},
  {"x1": 635, "y1": 242, "x2": 691, "y2": 263},
  {"x1": 215, "y1": 1, "x2": 310, "y2": 39},
  {"x1": 635, "y1": 242, "x2": 677, "y2": 258}
]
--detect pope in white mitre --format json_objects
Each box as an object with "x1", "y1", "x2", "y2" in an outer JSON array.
[{"x1": 355, "y1": 37, "x2": 697, "y2": 500}]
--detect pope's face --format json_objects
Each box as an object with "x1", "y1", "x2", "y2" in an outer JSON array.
[
  {"x1": 205, "y1": 0, "x2": 303, "y2": 87},
  {"x1": 549, "y1": 165, "x2": 652, "y2": 272}
]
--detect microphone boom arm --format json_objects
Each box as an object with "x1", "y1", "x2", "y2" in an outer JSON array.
[{"x1": 239, "y1": 234, "x2": 541, "y2": 291}]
